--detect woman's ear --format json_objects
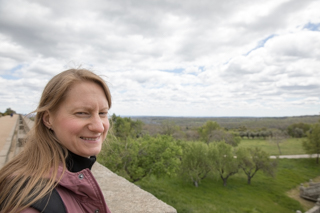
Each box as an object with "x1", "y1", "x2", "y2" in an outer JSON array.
[{"x1": 43, "y1": 111, "x2": 53, "y2": 130}]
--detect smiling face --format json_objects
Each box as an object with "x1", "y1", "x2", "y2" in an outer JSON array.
[{"x1": 43, "y1": 81, "x2": 110, "y2": 157}]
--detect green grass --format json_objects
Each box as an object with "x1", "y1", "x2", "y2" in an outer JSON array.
[
  {"x1": 238, "y1": 138, "x2": 306, "y2": 156},
  {"x1": 137, "y1": 159, "x2": 320, "y2": 213}
]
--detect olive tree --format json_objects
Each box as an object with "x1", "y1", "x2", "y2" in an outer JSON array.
[
  {"x1": 180, "y1": 142, "x2": 211, "y2": 187},
  {"x1": 210, "y1": 130, "x2": 241, "y2": 147},
  {"x1": 209, "y1": 142, "x2": 238, "y2": 186},
  {"x1": 99, "y1": 135, "x2": 182, "y2": 182},
  {"x1": 303, "y1": 123, "x2": 320, "y2": 164},
  {"x1": 237, "y1": 147, "x2": 277, "y2": 184},
  {"x1": 269, "y1": 130, "x2": 288, "y2": 155},
  {"x1": 198, "y1": 121, "x2": 220, "y2": 144}
]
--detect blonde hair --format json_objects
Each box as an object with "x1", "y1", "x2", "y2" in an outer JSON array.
[{"x1": 0, "y1": 68, "x2": 112, "y2": 212}]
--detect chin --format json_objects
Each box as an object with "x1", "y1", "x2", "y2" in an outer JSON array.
[{"x1": 88, "y1": 150, "x2": 101, "y2": 157}]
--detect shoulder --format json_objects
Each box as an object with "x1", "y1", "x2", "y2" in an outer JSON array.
[{"x1": 18, "y1": 207, "x2": 40, "y2": 213}]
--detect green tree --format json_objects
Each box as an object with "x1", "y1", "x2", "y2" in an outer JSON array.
[
  {"x1": 237, "y1": 147, "x2": 277, "y2": 184},
  {"x1": 180, "y1": 142, "x2": 211, "y2": 187},
  {"x1": 100, "y1": 135, "x2": 182, "y2": 182},
  {"x1": 198, "y1": 121, "x2": 220, "y2": 144},
  {"x1": 287, "y1": 123, "x2": 311, "y2": 138},
  {"x1": 239, "y1": 131, "x2": 247, "y2": 139},
  {"x1": 110, "y1": 114, "x2": 143, "y2": 141},
  {"x1": 269, "y1": 130, "x2": 288, "y2": 155},
  {"x1": 4, "y1": 108, "x2": 16, "y2": 115},
  {"x1": 209, "y1": 142, "x2": 238, "y2": 186},
  {"x1": 303, "y1": 123, "x2": 320, "y2": 164},
  {"x1": 210, "y1": 129, "x2": 241, "y2": 147},
  {"x1": 259, "y1": 130, "x2": 270, "y2": 139}
]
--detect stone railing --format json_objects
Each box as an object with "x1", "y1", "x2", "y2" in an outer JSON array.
[{"x1": 2, "y1": 115, "x2": 177, "y2": 213}]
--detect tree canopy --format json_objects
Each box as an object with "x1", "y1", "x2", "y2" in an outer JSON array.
[
  {"x1": 237, "y1": 147, "x2": 277, "y2": 184},
  {"x1": 1, "y1": 108, "x2": 16, "y2": 116},
  {"x1": 110, "y1": 114, "x2": 143, "y2": 141},
  {"x1": 209, "y1": 142, "x2": 238, "y2": 186},
  {"x1": 198, "y1": 121, "x2": 220, "y2": 144},
  {"x1": 180, "y1": 142, "x2": 211, "y2": 187},
  {"x1": 303, "y1": 123, "x2": 320, "y2": 164},
  {"x1": 287, "y1": 123, "x2": 311, "y2": 138},
  {"x1": 100, "y1": 134, "x2": 182, "y2": 182}
]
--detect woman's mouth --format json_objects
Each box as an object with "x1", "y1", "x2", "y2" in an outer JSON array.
[{"x1": 80, "y1": 136, "x2": 100, "y2": 141}]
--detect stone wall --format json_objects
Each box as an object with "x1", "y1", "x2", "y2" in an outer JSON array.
[
  {"x1": 305, "y1": 198, "x2": 320, "y2": 213},
  {"x1": 4, "y1": 115, "x2": 177, "y2": 213},
  {"x1": 93, "y1": 162, "x2": 176, "y2": 213}
]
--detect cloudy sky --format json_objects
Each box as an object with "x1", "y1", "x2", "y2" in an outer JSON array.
[{"x1": 0, "y1": 0, "x2": 320, "y2": 117}]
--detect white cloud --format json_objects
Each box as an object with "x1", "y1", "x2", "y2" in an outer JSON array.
[{"x1": 0, "y1": 0, "x2": 319, "y2": 116}]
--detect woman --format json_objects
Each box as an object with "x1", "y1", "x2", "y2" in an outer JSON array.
[{"x1": 0, "y1": 68, "x2": 112, "y2": 213}]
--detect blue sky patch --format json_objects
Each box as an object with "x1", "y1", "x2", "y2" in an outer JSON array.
[
  {"x1": 160, "y1": 68, "x2": 184, "y2": 73},
  {"x1": 198, "y1": 66, "x2": 205, "y2": 72},
  {"x1": 1, "y1": 64, "x2": 23, "y2": 80},
  {"x1": 10, "y1": 64, "x2": 23, "y2": 72},
  {"x1": 244, "y1": 34, "x2": 277, "y2": 56},
  {"x1": 0, "y1": 74, "x2": 21, "y2": 80},
  {"x1": 303, "y1": 22, "x2": 320, "y2": 31}
]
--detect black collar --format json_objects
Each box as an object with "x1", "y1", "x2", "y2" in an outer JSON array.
[{"x1": 66, "y1": 151, "x2": 96, "y2": 173}]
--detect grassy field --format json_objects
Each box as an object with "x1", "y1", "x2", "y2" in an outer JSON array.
[
  {"x1": 138, "y1": 158, "x2": 320, "y2": 213},
  {"x1": 238, "y1": 138, "x2": 306, "y2": 156}
]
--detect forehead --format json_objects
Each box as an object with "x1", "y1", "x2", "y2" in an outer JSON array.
[{"x1": 62, "y1": 81, "x2": 109, "y2": 108}]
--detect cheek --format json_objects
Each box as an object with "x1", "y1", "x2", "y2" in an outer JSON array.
[{"x1": 57, "y1": 119, "x2": 82, "y2": 137}]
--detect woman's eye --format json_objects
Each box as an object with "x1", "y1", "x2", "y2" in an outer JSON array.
[
  {"x1": 99, "y1": 112, "x2": 108, "y2": 117},
  {"x1": 76, "y1": 112, "x2": 88, "y2": 115}
]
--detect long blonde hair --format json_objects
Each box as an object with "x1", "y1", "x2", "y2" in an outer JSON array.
[{"x1": 0, "y1": 68, "x2": 112, "y2": 212}]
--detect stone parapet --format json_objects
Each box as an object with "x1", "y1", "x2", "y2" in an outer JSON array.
[
  {"x1": 93, "y1": 162, "x2": 176, "y2": 213},
  {"x1": 0, "y1": 115, "x2": 177, "y2": 213}
]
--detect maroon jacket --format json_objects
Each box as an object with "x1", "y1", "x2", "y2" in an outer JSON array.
[{"x1": 19, "y1": 155, "x2": 112, "y2": 213}]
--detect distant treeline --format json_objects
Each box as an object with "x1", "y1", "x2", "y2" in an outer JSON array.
[
  {"x1": 132, "y1": 115, "x2": 319, "y2": 133},
  {"x1": 0, "y1": 108, "x2": 16, "y2": 116}
]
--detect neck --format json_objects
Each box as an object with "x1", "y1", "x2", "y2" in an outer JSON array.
[{"x1": 66, "y1": 151, "x2": 96, "y2": 172}]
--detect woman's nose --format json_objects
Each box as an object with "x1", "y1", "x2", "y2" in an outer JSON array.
[{"x1": 88, "y1": 115, "x2": 104, "y2": 132}]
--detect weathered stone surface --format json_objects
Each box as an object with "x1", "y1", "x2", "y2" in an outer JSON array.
[
  {"x1": 92, "y1": 162, "x2": 177, "y2": 213},
  {"x1": 305, "y1": 206, "x2": 320, "y2": 213}
]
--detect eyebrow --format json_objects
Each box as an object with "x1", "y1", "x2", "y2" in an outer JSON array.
[
  {"x1": 100, "y1": 107, "x2": 109, "y2": 111},
  {"x1": 73, "y1": 105, "x2": 109, "y2": 111}
]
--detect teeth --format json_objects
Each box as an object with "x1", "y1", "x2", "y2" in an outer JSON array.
[{"x1": 81, "y1": 137, "x2": 99, "y2": 141}]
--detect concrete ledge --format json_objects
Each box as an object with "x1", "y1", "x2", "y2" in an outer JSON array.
[
  {"x1": 92, "y1": 162, "x2": 177, "y2": 213},
  {"x1": 306, "y1": 205, "x2": 320, "y2": 213}
]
